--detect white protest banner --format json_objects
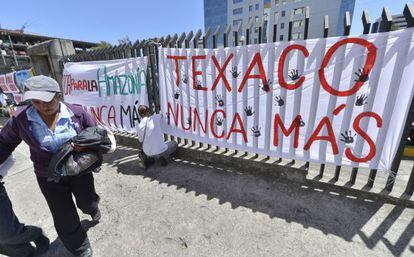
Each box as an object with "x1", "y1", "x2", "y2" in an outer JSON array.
[
  {"x1": 159, "y1": 28, "x2": 414, "y2": 172},
  {"x1": 63, "y1": 57, "x2": 149, "y2": 133}
]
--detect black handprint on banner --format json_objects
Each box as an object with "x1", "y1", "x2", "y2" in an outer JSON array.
[
  {"x1": 274, "y1": 95, "x2": 285, "y2": 107},
  {"x1": 245, "y1": 106, "x2": 255, "y2": 116},
  {"x1": 216, "y1": 94, "x2": 225, "y2": 107},
  {"x1": 261, "y1": 79, "x2": 272, "y2": 92},
  {"x1": 182, "y1": 74, "x2": 188, "y2": 84},
  {"x1": 340, "y1": 130, "x2": 356, "y2": 144},
  {"x1": 216, "y1": 116, "x2": 224, "y2": 126},
  {"x1": 288, "y1": 69, "x2": 301, "y2": 81},
  {"x1": 196, "y1": 80, "x2": 203, "y2": 89},
  {"x1": 174, "y1": 90, "x2": 180, "y2": 100},
  {"x1": 230, "y1": 66, "x2": 241, "y2": 78},
  {"x1": 354, "y1": 68, "x2": 369, "y2": 83},
  {"x1": 251, "y1": 126, "x2": 261, "y2": 137},
  {"x1": 294, "y1": 117, "x2": 306, "y2": 127},
  {"x1": 355, "y1": 94, "x2": 368, "y2": 106}
]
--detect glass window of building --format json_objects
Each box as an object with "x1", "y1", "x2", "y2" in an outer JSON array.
[
  {"x1": 280, "y1": 35, "x2": 284, "y2": 41},
  {"x1": 280, "y1": 23, "x2": 285, "y2": 29},
  {"x1": 293, "y1": 7, "x2": 304, "y2": 15},
  {"x1": 254, "y1": 38, "x2": 258, "y2": 44},
  {"x1": 293, "y1": 20, "x2": 303, "y2": 27},
  {"x1": 233, "y1": 19, "x2": 243, "y2": 26},
  {"x1": 282, "y1": 0, "x2": 287, "y2": 4},
  {"x1": 233, "y1": 0, "x2": 243, "y2": 3},
  {"x1": 255, "y1": 16, "x2": 259, "y2": 22},
  {"x1": 255, "y1": 4, "x2": 259, "y2": 10},
  {"x1": 254, "y1": 27, "x2": 259, "y2": 33},
  {"x1": 281, "y1": 10, "x2": 286, "y2": 17},
  {"x1": 233, "y1": 8, "x2": 243, "y2": 15},
  {"x1": 249, "y1": 5, "x2": 253, "y2": 11},
  {"x1": 275, "y1": 0, "x2": 279, "y2": 5}
]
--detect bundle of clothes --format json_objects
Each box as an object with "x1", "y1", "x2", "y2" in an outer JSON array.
[{"x1": 48, "y1": 127, "x2": 117, "y2": 182}]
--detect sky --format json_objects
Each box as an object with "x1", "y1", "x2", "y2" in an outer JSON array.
[{"x1": 0, "y1": 0, "x2": 412, "y2": 44}]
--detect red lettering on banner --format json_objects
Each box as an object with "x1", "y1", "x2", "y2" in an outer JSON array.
[
  {"x1": 211, "y1": 54, "x2": 234, "y2": 92},
  {"x1": 345, "y1": 112, "x2": 383, "y2": 162},
  {"x1": 278, "y1": 45, "x2": 310, "y2": 90},
  {"x1": 167, "y1": 55, "x2": 187, "y2": 86},
  {"x1": 180, "y1": 105, "x2": 192, "y2": 131},
  {"x1": 193, "y1": 108, "x2": 208, "y2": 133},
  {"x1": 273, "y1": 114, "x2": 301, "y2": 148},
  {"x1": 319, "y1": 38, "x2": 377, "y2": 97},
  {"x1": 92, "y1": 106, "x2": 105, "y2": 124},
  {"x1": 191, "y1": 55, "x2": 207, "y2": 91},
  {"x1": 226, "y1": 112, "x2": 247, "y2": 142},
  {"x1": 210, "y1": 109, "x2": 226, "y2": 139},
  {"x1": 304, "y1": 117, "x2": 339, "y2": 154},
  {"x1": 167, "y1": 102, "x2": 179, "y2": 126},
  {"x1": 238, "y1": 53, "x2": 269, "y2": 92}
]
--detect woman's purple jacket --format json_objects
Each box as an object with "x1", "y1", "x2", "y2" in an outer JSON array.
[{"x1": 0, "y1": 103, "x2": 97, "y2": 178}]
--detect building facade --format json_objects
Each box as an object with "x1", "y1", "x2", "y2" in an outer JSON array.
[{"x1": 204, "y1": 0, "x2": 356, "y2": 46}]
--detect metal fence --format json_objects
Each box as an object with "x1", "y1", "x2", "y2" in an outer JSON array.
[{"x1": 62, "y1": 4, "x2": 414, "y2": 197}]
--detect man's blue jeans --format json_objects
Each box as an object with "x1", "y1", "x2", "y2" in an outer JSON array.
[{"x1": 0, "y1": 182, "x2": 36, "y2": 256}]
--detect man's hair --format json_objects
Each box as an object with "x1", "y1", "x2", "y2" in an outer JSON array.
[{"x1": 138, "y1": 105, "x2": 149, "y2": 117}]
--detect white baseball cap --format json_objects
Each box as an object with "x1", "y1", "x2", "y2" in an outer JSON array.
[{"x1": 23, "y1": 75, "x2": 61, "y2": 102}]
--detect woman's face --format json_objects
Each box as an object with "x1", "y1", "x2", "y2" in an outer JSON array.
[{"x1": 31, "y1": 95, "x2": 60, "y2": 116}]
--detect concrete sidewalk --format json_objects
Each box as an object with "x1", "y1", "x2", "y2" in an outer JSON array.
[{"x1": 2, "y1": 142, "x2": 414, "y2": 257}]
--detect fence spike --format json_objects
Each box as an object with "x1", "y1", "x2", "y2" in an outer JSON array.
[
  {"x1": 177, "y1": 32, "x2": 186, "y2": 47},
  {"x1": 163, "y1": 35, "x2": 172, "y2": 47},
  {"x1": 185, "y1": 31, "x2": 194, "y2": 48},
  {"x1": 304, "y1": 6, "x2": 310, "y2": 40},
  {"x1": 288, "y1": 11, "x2": 294, "y2": 41},
  {"x1": 273, "y1": 12, "x2": 279, "y2": 42},
  {"x1": 324, "y1": 15, "x2": 329, "y2": 38},
  {"x1": 344, "y1": 11, "x2": 351, "y2": 36},
  {"x1": 170, "y1": 33, "x2": 178, "y2": 47},
  {"x1": 193, "y1": 29, "x2": 202, "y2": 48},
  {"x1": 404, "y1": 3, "x2": 414, "y2": 28},
  {"x1": 362, "y1": 10, "x2": 371, "y2": 34}
]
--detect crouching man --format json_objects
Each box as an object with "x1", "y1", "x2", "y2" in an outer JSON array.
[{"x1": 136, "y1": 105, "x2": 178, "y2": 168}]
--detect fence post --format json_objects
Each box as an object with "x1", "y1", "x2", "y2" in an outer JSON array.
[
  {"x1": 258, "y1": 16, "x2": 265, "y2": 44},
  {"x1": 235, "y1": 23, "x2": 242, "y2": 46},
  {"x1": 213, "y1": 26, "x2": 220, "y2": 48},
  {"x1": 318, "y1": 15, "x2": 330, "y2": 178},
  {"x1": 288, "y1": 11, "x2": 294, "y2": 41},
  {"x1": 203, "y1": 27, "x2": 211, "y2": 48},
  {"x1": 170, "y1": 34, "x2": 178, "y2": 48},
  {"x1": 333, "y1": 11, "x2": 352, "y2": 181},
  {"x1": 246, "y1": 19, "x2": 254, "y2": 45},
  {"x1": 193, "y1": 29, "x2": 202, "y2": 48},
  {"x1": 224, "y1": 25, "x2": 231, "y2": 47},
  {"x1": 385, "y1": 4, "x2": 414, "y2": 192},
  {"x1": 273, "y1": 13, "x2": 279, "y2": 42},
  {"x1": 304, "y1": 7, "x2": 310, "y2": 40}
]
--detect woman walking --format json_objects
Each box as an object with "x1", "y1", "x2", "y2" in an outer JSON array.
[{"x1": 0, "y1": 75, "x2": 100, "y2": 257}]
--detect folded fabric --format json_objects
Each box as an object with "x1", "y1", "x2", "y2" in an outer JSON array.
[{"x1": 48, "y1": 127, "x2": 115, "y2": 181}]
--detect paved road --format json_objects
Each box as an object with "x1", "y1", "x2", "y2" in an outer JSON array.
[{"x1": 1, "y1": 142, "x2": 413, "y2": 257}]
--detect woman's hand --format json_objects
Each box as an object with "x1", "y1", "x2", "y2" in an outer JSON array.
[{"x1": 71, "y1": 142, "x2": 88, "y2": 152}]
